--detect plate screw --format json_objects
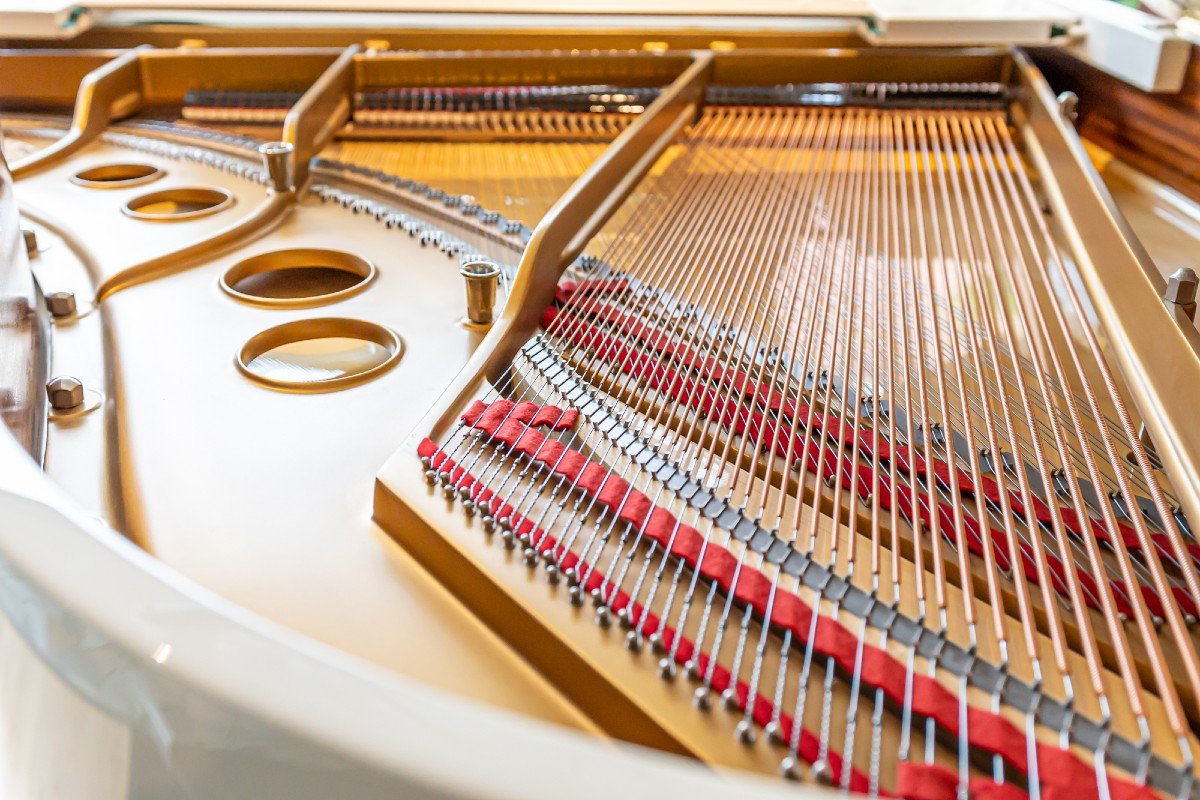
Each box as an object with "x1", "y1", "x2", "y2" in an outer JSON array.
[
  {"x1": 1165, "y1": 267, "x2": 1198, "y2": 321},
  {"x1": 258, "y1": 141, "x2": 294, "y2": 193},
  {"x1": 1056, "y1": 91, "x2": 1079, "y2": 125},
  {"x1": 47, "y1": 376, "x2": 84, "y2": 410},
  {"x1": 45, "y1": 291, "x2": 77, "y2": 318}
]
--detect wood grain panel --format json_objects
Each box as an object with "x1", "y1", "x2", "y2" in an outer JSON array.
[{"x1": 1027, "y1": 44, "x2": 1200, "y2": 203}]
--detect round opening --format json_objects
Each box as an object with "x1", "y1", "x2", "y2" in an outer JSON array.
[
  {"x1": 123, "y1": 186, "x2": 234, "y2": 221},
  {"x1": 237, "y1": 318, "x2": 403, "y2": 392},
  {"x1": 71, "y1": 162, "x2": 165, "y2": 189},
  {"x1": 221, "y1": 248, "x2": 376, "y2": 308}
]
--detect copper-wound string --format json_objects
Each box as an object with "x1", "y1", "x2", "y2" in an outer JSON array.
[{"x1": 426, "y1": 102, "x2": 1200, "y2": 796}]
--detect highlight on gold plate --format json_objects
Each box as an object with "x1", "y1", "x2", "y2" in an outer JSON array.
[
  {"x1": 236, "y1": 318, "x2": 404, "y2": 391},
  {"x1": 122, "y1": 185, "x2": 236, "y2": 221}
]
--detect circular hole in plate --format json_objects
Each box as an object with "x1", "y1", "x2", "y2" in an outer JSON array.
[
  {"x1": 221, "y1": 248, "x2": 376, "y2": 308},
  {"x1": 123, "y1": 186, "x2": 234, "y2": 221},
  {"x1": 71, "y1": 162, "x2": 165, "y2": 189},
  {"x1": 237, "y1": 318, "x2": 403, "y2": 392}
]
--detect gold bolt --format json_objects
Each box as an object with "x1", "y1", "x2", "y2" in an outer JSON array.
[{"x1": 46, "y1": 376, "x2": 84, "y2": 410}]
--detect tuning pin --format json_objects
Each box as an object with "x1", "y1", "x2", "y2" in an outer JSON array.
[
  {"x1": 658, "y1": 658, "x2": 677, "y2": 681},
  {"x1": 763, "y1": 721, "x2": 783, "y2": 745},
  {"x1": 545, "y1": 564, "x2": 560, "y2": 584},
  {"x1": 649, "y1": 633, "x2": 665, "y2": 654},
  {"x1": 686, "y1": 660, "x2": 701, "y2": 682},
  {"x1": 810, "y1": 760, "x2": 833, "y2": 785},
  {"x1": 438, "y1": 471, "x2": 452, "y2": 486},
  {"x1": 734, "y1": 720, "x2": 756, "y2": 745},
  {"x1": 442, "y1": 484, "x2": 457, "y2": 500},
  {"x1": 563, "y1": 567, "x2": 578, "y2": 586},
  {"x1": 693, "y1": 687, "x2": 712, "y2": 712},
  {"x1": 419, "y1": 457, "x2": 432, "y2": 470},
  {"x1": 624, "y1": 631, "x2": 642, "y2": 652},
  {"x1": 497, "y1": 516, "x2": 512, "y2": 531},
  {"x1": 568, "y1": 585, "x2": 584, "y2": 606},
  {"x1": 721, "y1": 688, "x2": 740, "y2": 711},
  {"x1": 617, "y1": 608, "x2": 633, "y2": 630},
  {"x1": 423, "y1": 470, "x2": 438, "y2": 484},
  {"x1": 595, "y1": 606, "x2": 612, "y2": 628},
  {"x1": 501, "y1": 530, "x2": 516, "y2": 549},
  {"x1": 590, "y1": 588, "x2": 605, "y2": 608},
  {"x1": 780, "y1": 756, "x2": 802, "y2": 781},
  {"x1": 481, "y1": 516, "x2": 495, "y2": 533},
  {"x1": 522, "y1": 547, "x2": 538, "y2": 567}
]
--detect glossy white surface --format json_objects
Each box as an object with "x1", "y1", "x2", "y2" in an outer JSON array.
[{"x1": 0, "y1": 426, "x2": 822, "y2": 798}]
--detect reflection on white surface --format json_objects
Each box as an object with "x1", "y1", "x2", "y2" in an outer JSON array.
[
  {"x1": 245, "y1": 337, "x2": 392, "y2": 384},
  {"x1": 152, "y1": 643, "x2": 172, "y2": 665},
  {"x1": 0, "y1": 611, "x2": 129, "y2": 800}
]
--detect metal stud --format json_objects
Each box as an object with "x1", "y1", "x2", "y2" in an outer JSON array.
[
  {"x1": 1165, "y1": 267, "x2": 1198, "y2": 322},
  {"x1": 46, "y1": 376, "x2": 84, "y2": 411},
  {"x1": 45, "y1": 291, "x2": 77, "y2": 318},
  {"x1": 1056, "y1": 91, "x2": 1079, "y2": 125}
]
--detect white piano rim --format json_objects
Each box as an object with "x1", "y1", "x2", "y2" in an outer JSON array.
[{"x1": 0, "y1": 426, "x2": 816, "y2": 799}]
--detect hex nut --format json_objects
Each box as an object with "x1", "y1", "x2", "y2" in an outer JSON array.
[
  {"x1": 1165, "y1": 268, "x2": 1198, "y2": 306},
  {"x1": 46, "y1": 376, "x2": 84, "y2": 410},
  {"x1": 45, "y1": 291, "x2": 78, "y2": 318}
]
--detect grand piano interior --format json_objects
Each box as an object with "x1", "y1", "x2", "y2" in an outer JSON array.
[{"x1": 1, "y1": 3, "x2": 1199, "y2": 799}]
